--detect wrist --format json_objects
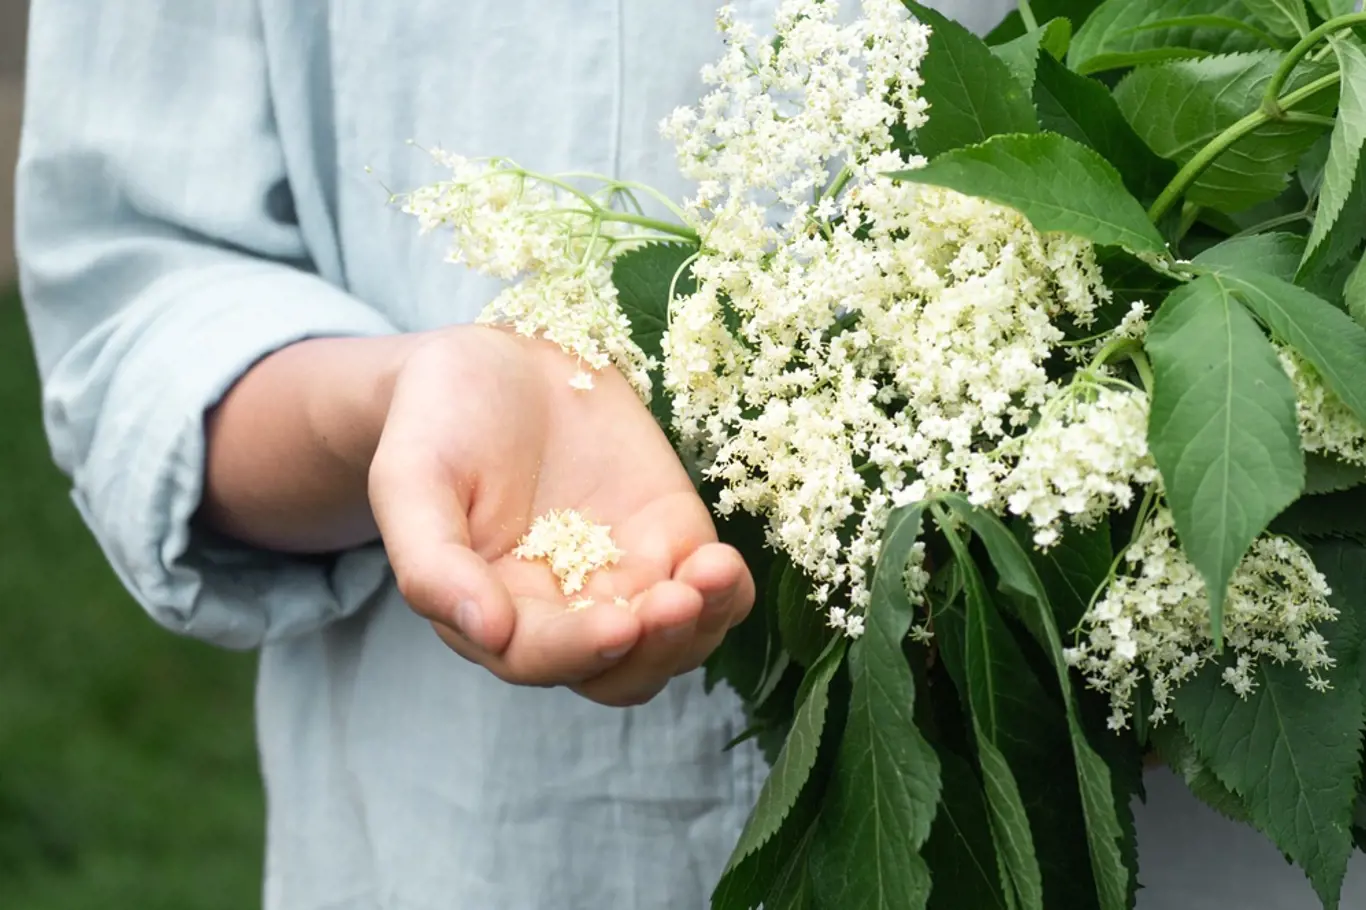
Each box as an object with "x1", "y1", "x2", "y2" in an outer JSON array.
[{"x1": 302, "y1": 333, "x2": 428, "y2": 478}]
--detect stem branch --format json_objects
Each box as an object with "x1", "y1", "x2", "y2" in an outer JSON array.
[{"x1": 1148, "y1": 71, "x2": 1342, "y2": 224}]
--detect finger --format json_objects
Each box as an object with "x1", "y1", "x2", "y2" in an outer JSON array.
[
  {"x1": 672, "y1": 543, "x2": 755, "y2": 674},
  {"x1": 674, "y1": 543, "x2": 755, "y2": 635},
  {"x1": 572, "y1": 579, "x2": 706, "y2": 707},
  {"x1": 482, "y1": 595, "x2": 643, "y2": 687},
  {"x1": 368, "y1": 434, "x2": 515, "y2": 655}
]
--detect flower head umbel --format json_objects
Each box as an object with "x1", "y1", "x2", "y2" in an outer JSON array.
[
  {"x1": 1066, "y1": 508, "x2": 1336, "y2": 730},
  {"x1": 401, "y1": 152, "x2": 696, "y2": 399}
]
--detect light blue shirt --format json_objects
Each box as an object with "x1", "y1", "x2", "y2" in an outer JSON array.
[{"x1": 20, "y1": 1, "x2": 1364, "y2": 908}]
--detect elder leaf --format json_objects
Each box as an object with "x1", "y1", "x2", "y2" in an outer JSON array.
[
  {"x1": 1145, "y1": 275, "x2": 1304, "y2": 644},
  {"x1": 890, "y1": 133, "x2": 1167, "y2": 255}
]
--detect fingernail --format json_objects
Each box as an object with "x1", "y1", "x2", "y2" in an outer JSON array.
[
  {"x1": 600, "y1": 644, "x2": 632, "y2": 661},
  {"x1": 457, "y1": 599, "x2": 483, "y2": 642}
]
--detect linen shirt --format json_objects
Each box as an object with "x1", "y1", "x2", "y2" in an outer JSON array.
[{"x1": 21, "y1": 0, "x2": 1365, "y2": 908}]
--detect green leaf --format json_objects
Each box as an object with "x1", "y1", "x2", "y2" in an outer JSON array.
[
  {"x1": 764, "y1": 821, "x2": 817, "y2": 910},
  {"x1": 612, "y1": 242, "x2": 698, "y2": 423},
  {"x1": 1145, "y1": 275, "x2": 1304, "y2": 643},
  {"x1": 1218, "y1": 269, "x2": 1366, "y2": 427},
  {"x1": 890, "y1": 133, "x2": 1167, "y2": 255},
  {"x1": 1070, "y1": 0, "x2": 1267, "y2": 74},
  {"x1": 993, "y1": 19, "x2": 1074, "y2": 94},
  {"x1": 809, "y1": 504, "x2": 942, "y2": 910},
  {"x1": 1150, "y1": 722, "x2": 1253, "y2": 823},
  {"x1": 1236, "y1": 0, "x2": 1309, "y2": 37},
  {"x1": 1024, "y1": 519, "x2": 1113, "y2": 634},
  {"x1": 1273, "y1": 484, "x2": 1366, "y2": 542},
  {"x1": 774, "y1": 559, "x2": 833, "y2": 669},
  {"x1": 938, "y1": 499, "x2": 1133, "y2": 910},
  {"x1": 1192, "y1": 231, "x2": 1307, "y2": 281},
  {"x1": 1309, "y1": 0, "x2": 1362, "y2": 20},
  {"x1": 987, "y1": 0, "x2": 1103, "y2": 44},
  {"x1": 939, "y1": 522, "x2": 1045, "y2": 910},
  {"x1": 723, "y1": 638, "x2": 846, "y2": 875},
  {"x1": 1305, "y1": 453, "x2": 1366, "y2": 495},
  {"x1": 1121, "y1": 13, "x2": 1287, "y2": 46},
  {"x1": 993, "y1": 29, "x2": 1046, "y2": 94},
  {"x1": 1114, "y1": 51, "x2": 1336, "y2": 212},
  {"x1": 1032, "y1": 53, "x2": 1178, "y2": 203},
  {"x1": 924, "y1": 750, "x2": 1011, "y2": 910},
  {"x1": 903, "y1": 1, "x2": 1040, "y2": 158},
  {"x1": 1174, "y1": 538, "x2": 1366, "y2": 909},
  {"x1": 1305, "y1": 39, "x2": 1366, "y2": 264},
  {"x1": 1346, "y1": 255, "x2": 1366, "y2": 328}
]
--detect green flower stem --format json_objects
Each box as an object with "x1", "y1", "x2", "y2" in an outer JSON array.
[
  {"x1": 820, "y1": 165, "x2": 856, "y2": 203},
  {"x1": 558, "y1": 207, "x2": 699, "y2": 244},
  {"x1": 1017, "y1": 0, "x2": 1039, "y2": 33},
  {"x1": 1148, "y1": 71, "x2": 1343, "y2": 224},
  {"x1": 1086, "y1": 335, "x2": 1143, "y2": 375},
  {"x1": 1130, "y1": 351, "x2": 1155, "y2": 396},
  {"x1": 1262, "y1": 11, "x2": 1366, "y2": 117},
  {"x1": 1281, "y1": 111, "x2": 1338, "y2": 128}
]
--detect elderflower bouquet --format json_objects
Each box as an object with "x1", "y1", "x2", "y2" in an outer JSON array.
[{"x1": 402, "y1": 0, "x2": 1366, "y2": 907}]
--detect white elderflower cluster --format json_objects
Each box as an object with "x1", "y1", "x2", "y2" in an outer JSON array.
[
  {"x1": 659, "y1": 0, "x2": 1118, "y2": 632},
  {"x1": 1280, "y1": 346, "x2": 1366, "y2": 467},
  {"x1": 1066, "y1": 508, "x2": 1337, "y2": 730},
  {"x1": 660, "y1": 0, "x2": 932, "y2": 251},
  {"x1": 513, "y1": 509, "x2": 624, "y2": 596},
  {"x1": 999, "y1": 387, "x2": 1160, "y2": 548},
  {"x1": 401, "y1": 152, "x2": 659, "y2": 397}
]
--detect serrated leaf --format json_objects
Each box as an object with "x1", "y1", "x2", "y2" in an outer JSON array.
[
  {"x1": 1114, "y1": 51, "x2": 1336, "y2": 212},
  {"x1": 1024, "y1": 519, "x2": 1113, "y2": 633},
  {"x1": 938, "y1": 499, "x2": 1133, "y2": 910},
  {"x1": 1145, "y1": 275, "x2": 1304, "y2": 643},
  {"x1": 1173, "y1": 539, "x2": 1366, "y2": 909},
  {"x1": 890, "y1": 133, "x2": 1167, "y2": 255},
  {"x1": 986, "y1": 0, "x2": 1103, "y2": 44},
  {"x1": 774, "y1": 559, "x2": 832, "y2": 669},
  {"x1": 1218, "y1": 269, "x2": 1366, "y2": 427},
  {"x1": 1346, "y1": 255, "x2": 1366, "y2": 328},
  {"x1": 1237, "y1": 0, "x2": 1310, "y2": 37},
  {"x1": 1273, "y1": 485, "x2": 1366, "y2": 541},
  {"x1": 1033, "y1": 54, "x2": 1178, "y2": 204},
  {"x1": 1305, "y1": 39, "x2": 1366, "y2": 265},
  {"x1": 612, "y1": 242, "x2": 698, "y2": 423},
  {"x1": 925, "y1": 750, "x2": 1011, "y2": 910},
  {"x1": 1070, "y1": 0, "x2": 1266, "y2": 74},
  {"x1": 1310, "y1": 0, "x2": 1363, "y2": 19},
  {"x1": 939, "y1": 522, "x2": 1045, "y2": 910},
  {"x1": 993, "y1": 19, "x2": 1073, "y2": 94},
  {"x1": 904, "y1": 1, "x2": 1039, "y2": 158},
  {"x1": 764, "y1": 821, "x2": 817, "y2": 910},
  {"x1": 1192, "y1": 231, "x2": 1307, "y2": 280},
  {"x1": 1122, "y1": 13, "x2": 1287, "y2": 46},
  {"x1": 809, "y1": 504, "x2": 942, "y2": 910},
  {"x1": 1305, "y1": 453, "x2": 1366, "y2": 495},
  {"x1": 723, "y1": 638, "x2": 846, "y2": 876},
  {"x1": 1150, "y1": 722, "x2": 1253, "y2": 823}
]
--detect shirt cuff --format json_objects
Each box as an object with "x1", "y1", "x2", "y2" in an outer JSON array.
[{"x1": 57, "y1": 262, "x2": 400, "y2": 648}]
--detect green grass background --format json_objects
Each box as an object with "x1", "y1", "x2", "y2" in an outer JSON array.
[{"x1": 0, "y1": 285, "x2": 265, "y2": 909}]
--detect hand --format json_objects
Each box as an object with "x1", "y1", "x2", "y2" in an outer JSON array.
[{"x1": 367, "y1": 326, "x2": 754, "y2": 707}]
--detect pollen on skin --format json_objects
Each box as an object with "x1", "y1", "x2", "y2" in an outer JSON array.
[{"x1": 513, "y1": 509, "x2": 624, "y2": 596}]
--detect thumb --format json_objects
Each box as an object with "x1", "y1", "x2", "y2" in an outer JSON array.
[{"x1": 367, "y1": 434, "x2": 516, "y2": 655}]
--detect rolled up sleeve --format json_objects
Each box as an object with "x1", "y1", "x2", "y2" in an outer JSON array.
[{"x1": 17, "y1": 1, "x2": 397, "y2": 648}]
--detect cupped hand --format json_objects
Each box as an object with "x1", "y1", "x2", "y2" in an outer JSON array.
[{"x1": 367, "y1": 326, "x2": 754, "y2": 707}]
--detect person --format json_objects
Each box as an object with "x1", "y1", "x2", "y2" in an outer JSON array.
[{"x1": 21, "y1": 1, "x2": 1365, "y2": 908}]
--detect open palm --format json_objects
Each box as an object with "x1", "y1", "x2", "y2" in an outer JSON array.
[{"x1": 368, "y1": 326, "x2": 754, "y2": 707}]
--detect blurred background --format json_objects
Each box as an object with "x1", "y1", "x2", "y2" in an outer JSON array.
[{"x1": 1, "y1": 2, "x2": 266, "y2": 907}]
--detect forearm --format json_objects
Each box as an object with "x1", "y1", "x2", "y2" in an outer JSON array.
[{"x1": 199, "y1": 334, "x2": 423, "y2": 553}]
